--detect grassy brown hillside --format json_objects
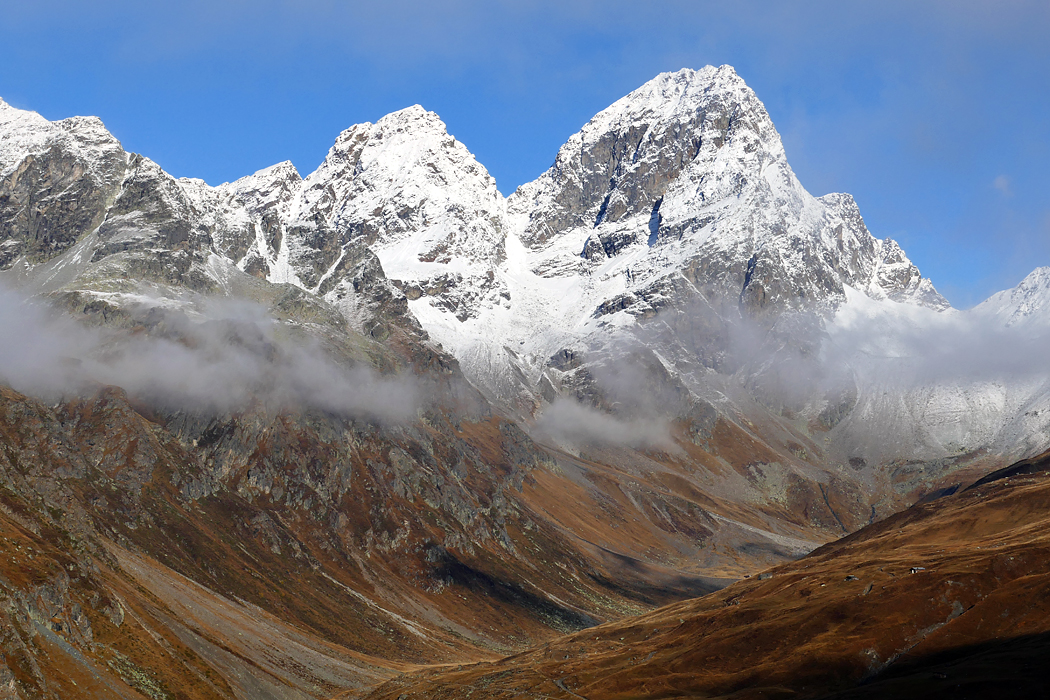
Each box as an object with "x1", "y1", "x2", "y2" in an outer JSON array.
[
  {"x1": 0, "y1": 379, "x2": 733, "y2": 699},
  {"x1": 0, "y1": 364, "x2": 1020, "y2": 699},
  {"x1": 360, "y1": 451, "x2": 1050, "y2": 699}
]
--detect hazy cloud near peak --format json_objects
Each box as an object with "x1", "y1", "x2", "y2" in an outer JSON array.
[
  {"x1": 583, "y1": 293, "x2": 1050, "y2": 432},
  {"x1": 825, "y1": 298, "x2": 1050, "y2": 391},
  {"x1": 0, "y1": 285, "x2": 418, "y2": 422}
]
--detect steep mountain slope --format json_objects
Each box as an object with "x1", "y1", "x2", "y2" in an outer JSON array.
[
  {"x1": 0, "y1": 360, "x2": 734, "y2": 699},
  {"x1": 361, "y1": 450, "x2": 1050, "y2": 700},
  {"x1": 507, "y1": 66, "x2": 942, "y2": 312}
]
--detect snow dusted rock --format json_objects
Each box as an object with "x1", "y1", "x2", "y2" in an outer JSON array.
[
  {"x1": 0, "y1": 98, "x2": 227, "y2": 295},
  {"x1": 284, "y1": 105, "x2": 507, "y2": 322},
  {"x1": 0, "y1": 98, "x2": 127, "y2": 267},
  {"x1": 179, "y1": 160, "x2": 303, "y2": 281},
  {"x1": 510, "y1": 67, "x2": 726, "y2": 245},
  {"x1": 865, "y1": 236, "x2": 947, "y2": 309},
  {"x1": 509, "y1": 66, "x2": 945, "y2": 323},
  {"x1": 88, "y1": 153, "x2": 219, "y2": 291}
]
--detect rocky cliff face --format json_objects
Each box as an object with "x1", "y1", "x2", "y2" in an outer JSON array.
[
  {"x1": 0, "y1": 102, "x2": 127, "y2": 268},
  {"x1": 508, "y1": 66, "x2": 944, "y2": 314}
]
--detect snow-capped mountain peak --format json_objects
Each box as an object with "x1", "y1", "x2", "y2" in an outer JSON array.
[
  {"x1": 1, "y1": 99, "x2": 55, "y2": 174},
  {"x1": 509, "y1": 65, "x2": 787, "y2": 248},
  {"x1": 975, "y1": 266, "x2": 1050, "y2": 327},
  {"x1": 1, "y1": 67, "x2": 956, "y2": 423},
  {"x1": 280, "y1": 104, "x2": 508, "y2": 319},
  {"x1": 0, "y1": 98, "x2": 129, "y2": 269},
  {"x1": 224, "y1": 160, "x2": 302, "y2": 214},
  {"x1": 0, "y1": 98, "x2": 124, "y2": 183},
  {"x1": 295, "y1": 104, "x2": 503, "y2": 240}
]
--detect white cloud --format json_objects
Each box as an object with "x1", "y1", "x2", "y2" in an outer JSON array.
[
  {"x1": 994, "y1": 174, "x2": 1013, "y2": 196},
  {"x1": 532, "y1": 398, "x2": 673, "y2": 450},
  {"x1": 0, "y1": 285, "x2": 419, "y2": 422}
]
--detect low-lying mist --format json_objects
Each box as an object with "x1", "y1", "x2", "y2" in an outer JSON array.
[
  {"x1": 527, "y1": 290, "x2": 1050, "y2": 454},
  {"x1": 0, "y1": 285, "x2": 419, "y2": 422},
  {"x1": 827, "y1": 299, "x2": 1050, "y2": 386},
  {"x1": 532, "y1": 398, "x2": 673, "y2": 450}
]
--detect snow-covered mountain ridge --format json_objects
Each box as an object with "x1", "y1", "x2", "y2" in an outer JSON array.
[
  {"x1": 1, "y1": 67, "x2": 1048, "y2": 468},
  {"x1": 0, "y1": 69, "x2": 942, "y2": 323}
]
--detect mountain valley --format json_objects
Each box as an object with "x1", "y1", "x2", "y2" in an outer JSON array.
[{"x1": 0, "y1": 65, "x2": 1048, "y2": 698}]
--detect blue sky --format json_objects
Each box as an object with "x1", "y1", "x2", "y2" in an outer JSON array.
[{"x1": 1, "y1": 0, "x2": 1047, "y2": 307}]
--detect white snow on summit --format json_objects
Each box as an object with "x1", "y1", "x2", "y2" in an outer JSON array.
[
  {"x1": 4, "y1": 68, "x2": 1048, "y2": 463},
  {"x1": 974, "y1": 267, "x2": 1050, "y2": 327},
  {"x1": 394, "y1": 66, "x2": 948, "y2": 410},
  {"x1": 0, "y1": 97, "x2": 125, "y2": 183}
]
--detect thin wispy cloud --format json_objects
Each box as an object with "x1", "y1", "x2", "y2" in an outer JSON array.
[
  {"x1": 993, "y1": 175, "x2": 1013, "y2": 197},
  {"x1": 533, "y1": 398, "x2": 673, "y2": 450}
]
